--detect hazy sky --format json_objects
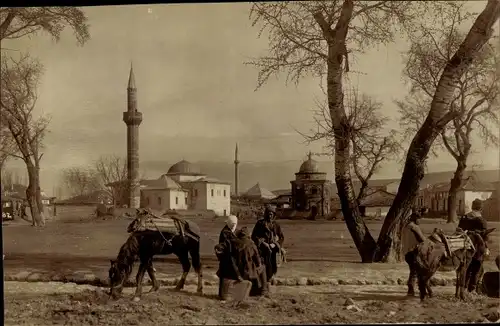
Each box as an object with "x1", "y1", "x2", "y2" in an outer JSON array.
[{"x1": 3, "y1": 2, "x2": 499, "y2": 193}]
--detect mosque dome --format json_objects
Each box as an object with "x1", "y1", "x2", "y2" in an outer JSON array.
[
  {"x1": 298, "y1": 153, "x2": 319, "y2": 174},
  {"x1": 167, "y1": 160, "x2": 202, "y2": 175}
]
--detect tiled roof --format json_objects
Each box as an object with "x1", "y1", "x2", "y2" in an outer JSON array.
[
  {"x1": 359, "y1": 189, "x2": 395, "y2": 207},
  {"x1": 243, "y1": 183, "x2": 276, "y2": 200},
  {"x1": 425, "y1": 177, "x2": 496, "y2": 193},
  {"x1": 142, "y1": 175, "x2": 183, "y2": 190}
]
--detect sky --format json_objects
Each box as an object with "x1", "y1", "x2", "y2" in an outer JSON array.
[{"x1": 2, "y1": 2, "x2": 499, "y2": 194}]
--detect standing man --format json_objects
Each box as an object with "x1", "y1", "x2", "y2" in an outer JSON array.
[
  {"x1": 459, "y1": 199, "x2": 488, "y2": 231},
  {"x1": 251, "y1": 205, "x2": 284, "y2": 293},
  {"x1": 458, "y1": 199, "x2": 490, "y2": 294},
  {"x1": 215, "y1": 215, "x2": 242, "y2": 301}
]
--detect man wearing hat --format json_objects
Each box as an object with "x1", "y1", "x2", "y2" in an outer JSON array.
[
  {"x1": 458, "y1": 199, "x2": 490, "y2": 294},
  {"x1": 251, "y1": 205, "x2": 284, "y2": 293},
  {"x1": 460, "y1": 199, "x2": 488, "y2": 231}
]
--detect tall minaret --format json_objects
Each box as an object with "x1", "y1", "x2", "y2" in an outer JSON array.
[
  {"x1": 123, "y1": 63, "x2": 142, "y2": 208},
  {"x1": 234, "y1": 143, "x2": 240, "y2": 196}
]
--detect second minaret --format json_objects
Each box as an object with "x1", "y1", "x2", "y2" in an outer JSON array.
[
  {"x1": 123, "y1": 63, "x2": 142, "y2": 209},
  {"x1": 234, "y1": 143, "x2": 239, "y2": 196}
]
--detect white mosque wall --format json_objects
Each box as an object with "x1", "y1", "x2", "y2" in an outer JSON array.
[{"x1": 204, "y1": 182, "x2": 231, "y2": 216}]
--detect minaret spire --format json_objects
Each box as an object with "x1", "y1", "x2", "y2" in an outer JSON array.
[
  {"x1": 123, "y1": 63, "x2": 142, "y2": 208},
  {"x1": 128, "y1": 62, "x2": 136, "y2": 90},
  {"x1": 234, "y1": 142, "x2": 240, "y2": 197}
]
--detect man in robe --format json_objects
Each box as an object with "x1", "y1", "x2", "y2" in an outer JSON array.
[
  {"x1": 251, "y1": 205, "x2": 284, "y2": 290},
  {"x1": 215, "y1": 215, "x2": 242, "y2": 301},
  {"x1": 234, "y1": 227, "x2": 267, "y2": 297}
]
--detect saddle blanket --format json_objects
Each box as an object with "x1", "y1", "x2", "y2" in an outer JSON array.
[
  {"x1": 143, "y1": 216, "x2": 200, "y2": 241},
  {"x1": 429, "y1": 232, "x2": 474, "y2": 252}
]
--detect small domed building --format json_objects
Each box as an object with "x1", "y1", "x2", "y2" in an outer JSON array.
[
  {"x1": 290, "y1": 152, "x2": 331, "y2": 218},
  {"x1": 138, "y1": 160, "x2": 231, "y2": 216}
]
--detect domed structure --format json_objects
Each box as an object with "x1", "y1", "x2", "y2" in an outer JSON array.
[
  {"x1": 290, "y1": 151, "x2": 331, "y2": 219},
  {"x1": 298, "y1": 155, "x2": 319, "y2": 174},
  {"x1": 167, "y1": 160, "x2": 202, "y2": 175}
]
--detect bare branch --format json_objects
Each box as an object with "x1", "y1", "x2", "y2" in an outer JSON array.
[{"x1": 0, "y1": 7, "x2": 90, "y2": 45}]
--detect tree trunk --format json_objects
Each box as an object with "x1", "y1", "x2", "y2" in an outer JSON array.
[
  {"x1": 26, "y1": 162, "x2": 44, "y2": 227},
  {"x1": 314, "y1": 0, "x2": 377, "y2": 262},
  {"x1": 373, "y1": 0, "x2": 500, "y2": 262},
  {"x1": 356, "y1": 180, "x2": 369, "y2": 206},
  {"x1": 447, "y1": 161, "x2": 466, "y2": 223},
  {"x1": 325, "y1": 31, "x2": 376, "y2": 261}
]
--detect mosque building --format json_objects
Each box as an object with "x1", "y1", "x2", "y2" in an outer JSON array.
[{"x1": 138, "y1": 160, "x2": 231, "y2": 216}]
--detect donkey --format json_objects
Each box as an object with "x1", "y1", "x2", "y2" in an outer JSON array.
[
  {"x1": 109, "y1": 213, "x2": 203, "y2": 301},
  {"x1": 405, "y1": 228, "x2": 495, "y2": 301}
]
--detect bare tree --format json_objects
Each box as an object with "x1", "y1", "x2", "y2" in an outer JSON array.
[
  {"x1": 1, "y1": 167, "x2": 14, "y2": 191},
  {"x1": 61, "y1": 166, "x2": 100, "y2": 198},
  {"x1": 398, "y1": 13, "x2": 499, "y2": 224},
  {"x1": 373, "y1": 1, "x2": 500, "y2": 262},
  {"x1": 248, "y1": 0, "x2": 424, "y2": 262},
  {"x1": 301, "y1": 83, "x2": 401, "y2": 204},
  {"x1": 0, "y1": 120, "x2": 17, "y2": 171},
  {"x1": 0, "y1": 7, "x2": 90, "y2": 45},
  {"x1": 249, "y1": 1, "x2": 500, "y2": 262},
  {"x1": 93, "y1": 155, "x2": 128, "y2": 206},
  {"x1": 0, "y1": 54, "x2": 48, "y2": 226}
]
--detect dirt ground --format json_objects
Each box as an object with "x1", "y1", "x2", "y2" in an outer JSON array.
[
  {"x1": 4, "y1": 282, "x2": 499, "y2": 325},
  {"x1": 3, "y1": 210, "x2": 500, "y2": 325}
]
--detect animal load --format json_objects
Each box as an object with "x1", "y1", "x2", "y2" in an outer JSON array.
[
  {"x1": 428, "y1": 228, "x2": 475, "y2": 253},
  {"x1": 128, "y1": 209, "x2": 200, "y2": 242}
]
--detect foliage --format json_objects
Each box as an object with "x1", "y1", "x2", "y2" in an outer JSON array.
[
  {"x1": 300, "y1": 80, "x2": 401, "y2": 202},
  {"x1": 61, "y1": 167, "x2": 100, "y2": 198},
  {"x1": 0, "y1": 54, "x2": 49, "y2": 166},
  {"x1": 398, "y1": 4, "x2": 499, "y2": 157},
  {"x1": 0, "y1": 7, "x2": 90, "y2": 45}
]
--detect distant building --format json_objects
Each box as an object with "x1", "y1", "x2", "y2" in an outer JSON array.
[
  {"x1": 417, "y1": 177, "x2": 495, "y2": 215},
  {"x1": 108, "y1": 160, "x2": 231, "y2": 216},
  {"x1": 242, "y1": 183, "x2": 276, "y2": 201},
  {"x1": 359, "y1": 189, "x2": 395, "y2": 218},
  {"x1": 290, "y1": 152, "x2": 331, "y2": 218}
]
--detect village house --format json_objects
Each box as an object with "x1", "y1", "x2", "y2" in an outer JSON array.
[
  {"x1": 416, "y1": 177, "x2": 496, "y2": 215},
  {"x1": 108, "y1": 160, "x2": 231, "y2": 216},
  {"x1": 358, "y1": 189, "x2": 396, "y2": 218}
]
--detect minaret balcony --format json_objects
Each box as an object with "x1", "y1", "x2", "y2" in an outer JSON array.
[{"x1": 123, "y1": 111, "x2": 143, "y2": 125}]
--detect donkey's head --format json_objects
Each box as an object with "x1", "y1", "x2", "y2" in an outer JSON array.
[
  {"x1": 108, "y1": 259, "x2": 129, "y2": 299},
  {"x1": 468, "y1": 228, "x2": 496, "y2": 260}
]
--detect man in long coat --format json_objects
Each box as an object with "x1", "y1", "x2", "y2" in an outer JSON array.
[
  {"x1": 234, "y1": 227, "x2": 266, "y2": 296},
  {"x1": 251, "y1": 205, "x2": 284, "y2": 289},
  {"x1": 215, "y1": 215, "x2": 241, "y2": 301}
]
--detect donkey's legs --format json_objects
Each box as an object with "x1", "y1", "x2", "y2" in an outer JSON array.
[
  {"x1": 456, "y1": 263, "x2": 467, "y2": 300},
  {"x1": 133, "y1": 262, "x2": 148, "y2": 299},
  {"x1": 466, "y1": 259, "x2": 482, "y2": 293},
  {"x1": 405, "y1": 252, "x2": 417, "y2": 297},
  {"x1": 175, "y1": 251, "x2": 191, "y2": 291},
  {"x1": 146, "y1": 260, "x2": 160, "y2": 292},
  {"x1": 189, "y1": 239, "x2": 203, "y2": 294},
  {"x1": 425, "y1": 280, "x2": 433, "y2": 298},
  {"x1": 417, "y1": 273, "x2": 428, "y2": 302}
]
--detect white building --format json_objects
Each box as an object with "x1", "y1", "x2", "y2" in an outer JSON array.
[
  {"x1": 417, "y1": 177, "x2": 495, "y2": 215},
  {"x1": 140, "y1": 160, "x2": 231, "y2": 216}
]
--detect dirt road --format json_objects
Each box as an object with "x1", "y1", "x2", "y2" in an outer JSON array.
[{"x1": 4, "y1": 281, "x2": 498, "y2": 325}]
